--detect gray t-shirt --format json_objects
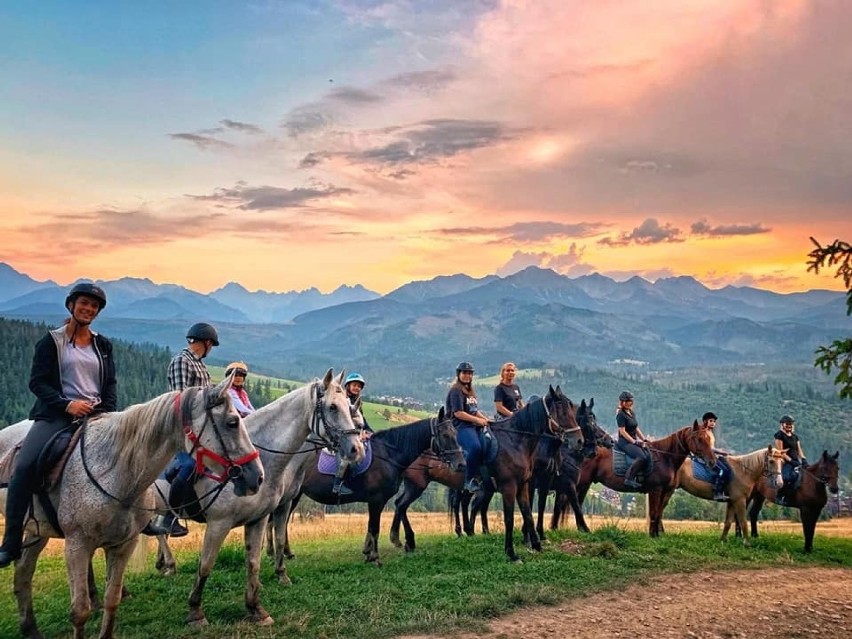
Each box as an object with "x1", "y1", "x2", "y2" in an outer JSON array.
[{"x1": 61, "y1": 341, "x2": 101, "y2": 404}]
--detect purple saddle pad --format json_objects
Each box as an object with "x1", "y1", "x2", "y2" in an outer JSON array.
[{"x1": 317, "y1": 440, "x2": 373, "y2": 476}]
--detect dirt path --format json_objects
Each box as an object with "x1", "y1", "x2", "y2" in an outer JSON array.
[{"x1": 398, "y1": 567, "x2": 852, "y2": 639}]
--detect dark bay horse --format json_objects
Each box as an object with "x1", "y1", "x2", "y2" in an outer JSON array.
[
  {"x1": 576, "y1": 421, "x2": 716, "y2": 536},
  {"x1": 547, "y1": 398, "x2": 614, "y2": 535},
  {"x1": 466, "y1": 398, "x2": 612, "y2": 544},
  {"x1": 450, "y1": 386, "x2": 581, "y2": 562},
  {"x1": 744, "y1": 450, "x2": 840, "y2": 552},
  {"x1": 390, "y1": 386, "x2": 583, "y2": 552},
  {"x1": 271, "y1": 408, "x2": 464, "y2": 573}
]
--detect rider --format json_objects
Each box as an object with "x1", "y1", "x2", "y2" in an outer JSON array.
[
  {"x1": 615, "y1": 390, "x2": 652, "y2": 489},
  {"x1": 225, "y1": 361, "x2": 255, "y2": 417},
  {"x1": 494, "y1": 362, "x2": 524, "y2": 419},
  {"x1": 160, "y1": 321, "x2": 219, "y2": 537},
  {"x1": 446, "y1": 362, "x2": 490, "y2": 493},
  {"x1": 774, "y1": 415, "x2": 806, "y2": 506},
  {"x1": 332, "y1": 372, "x2": 373, "y2": 496},
  {"x1": 702, "y1": 411, "x2": 731, "y2": 501},
  {"x1": 0, "y1": 283, "x2": 121, "y2": 569}
]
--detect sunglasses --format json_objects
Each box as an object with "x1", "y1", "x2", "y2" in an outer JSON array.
[{"x1": 230, "y1": 370, "x2": 247, "y2": 377}]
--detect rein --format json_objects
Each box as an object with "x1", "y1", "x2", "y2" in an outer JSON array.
[{"x1": 489, "y1": 396, "x2": 579, "y2": 442}]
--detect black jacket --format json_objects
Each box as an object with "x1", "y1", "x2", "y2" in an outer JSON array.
[{"x1": 28, "y1": 325, "x2": 117, "y2": 421}]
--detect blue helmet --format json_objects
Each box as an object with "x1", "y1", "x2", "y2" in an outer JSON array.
[{"x1": 344, "y1": 372, "x2": 366, "y2": 388}]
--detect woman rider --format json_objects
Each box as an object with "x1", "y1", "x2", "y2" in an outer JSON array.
[
  {"x1": 615, "y1": 390, "x2": 652, "y2": 489},
  {"x1": 493, "y1": 362, "x2": 524, "y2": 419},
  {"x1": 774, "y1": 415, "x2": 806, "y2": 506},
  {"x1": 1, "y1": 284, "x2": 122, "y2": 568},
  {"x1": 445, "y1": 362, "x2": 490, "y2": 493}
]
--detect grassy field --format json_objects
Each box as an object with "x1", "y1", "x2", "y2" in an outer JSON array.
[{"x1": 1, "y1": 514, "x2": 850, "y2": 639}]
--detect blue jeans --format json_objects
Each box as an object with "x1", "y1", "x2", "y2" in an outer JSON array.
[{"x1": 457, "y1": 426, "x2": 484, "y2": 484}]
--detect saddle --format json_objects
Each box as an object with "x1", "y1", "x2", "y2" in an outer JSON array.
[
  {"x1": 690, "y1": 456, "x2": 718, "y2": 484},
  {"x1": 780, "y1": 462, "x2": 804, "y2": 492},
  {"x1": 317, "y1": 440, "x2": 374, "y2": 477},
  {"x1": 612, "y1": 448, "x2": 654, "y2": 481}
]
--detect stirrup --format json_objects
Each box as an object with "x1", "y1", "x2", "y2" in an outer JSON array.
[
  {"x1": 464, "y1": 478, "x2": 482, "y2": 493},
  {"x1": 712, "y1": 491, "x2": 728, "y2": 502},
  {"x1": 624, "y1": 478, "x2": 641, "y2": 488},
  {"x1": 332, "y1": 479, "x2": 353, "y2": 496}
]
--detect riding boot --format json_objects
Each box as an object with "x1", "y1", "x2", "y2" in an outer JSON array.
[
  {"x1": 623, "y1": 460, "x2": 643, "y2": 488},
  {"x1": 141, "y1": 519, "x2": 170, "y2": 536},
  {"x1": 164, "y1": 479, "x2": 190, "y2": 537},
  {"x1": 712, "y1": 480, "x2": 728, "y2": 502},
  {"x1": 332, "y1": 476, "x2": 353, "y2": 496}
]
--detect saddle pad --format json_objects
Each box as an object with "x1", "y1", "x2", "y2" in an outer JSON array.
[
  {"x1": 0, "y1": 442, "x2": 22, "y2": 488},
  {"x1": 691, "y1": 456, "x2": 717, "y2": 483},
  {"x1": 317, "y1": 440, "x2": 373, "y2": 477},
  {"x1": 612, "y1": 448, "x2": 653, "y2": 479}
]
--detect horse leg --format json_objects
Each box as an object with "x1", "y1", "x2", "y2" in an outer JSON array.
[
  {"x1": 748, "y1": 493, "x2": 765, "y2": 538},
  {"x1": 392, "y1": 481, "x2": 422, "y2": 552},
  {"x1": 534, "y1": 482, "x2": 548, "y2": 543},
  {"x1": 154, "y1": 533, "x2": 176, "y2": 576},
  {"x1": 186, "y1": 524, "x2": 230, "y2": 625},
  {"x1": 244, "y1": 521, "x2": 274, "y2": 625},
  {"x1": 461, "y1": 491, "x2": 475, "y2": 536},
  {"x1": 733, "y1": 499, "x2": 749, "y2": 547},
  {"x1": 272, "y1": 500, "x2": 294, "y2": 585},
  {"x1": 501, "y1": 482, "x2": 521, "y2": 562},
  {"x1": 646, "y1": 489, "x2": 663, "y2": 537},
  {"x1": 14, "y1": 536, "x2": 49, "y2": 639},
  {"x1": 88, "y1": 559, "x2": 102, "y2": 611},
  {"x1": 800, "y1": 506, "x2": 819, "y2": 553},
  {"x1": 518, "y1": 482, "x2": 541, "y2": 552},
  {"x1": 65, "y1": 538, "x2": 96, "y2": 639},
  {"x1": 551, "y1": 490, "x2": 565, "y2": 530},
  {"x1": 363, "y1": 503, "x2": 383, "y2": 566},
  {"x1": 721, "y1": 502, "x2": 735, "y2": 541},
  {"x1": 265, "y1": 514, "x2": 275, "y2": 558},
  {"x1": 479, "y1": 490, "x2": 492, "y2": 535},
  {"x1": 566, "y1": 483, "x2": 590, "y2": 532},
  {"x1": 98, "y1": 537, "x2": 137, "y2": 639}
]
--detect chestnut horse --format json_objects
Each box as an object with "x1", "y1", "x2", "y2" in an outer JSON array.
[
  {"x1": 576, "y1": 421, "x2": 716, "y2": 536},
  {"x1": 744, "y1": 450, "x2": 840, "y2": 552}
]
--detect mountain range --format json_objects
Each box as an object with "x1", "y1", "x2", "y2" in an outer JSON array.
[{"x1": 0, "y1": 262, "x2": 847, "y2": 390}]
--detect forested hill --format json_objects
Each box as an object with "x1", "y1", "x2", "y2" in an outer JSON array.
[{"x1": 0, "y1": 317, "x2": 172, "y2": 426}]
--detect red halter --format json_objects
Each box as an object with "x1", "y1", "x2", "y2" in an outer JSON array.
[{"x1": 174, "y1": 392, "x2": 260, "y2": 483}]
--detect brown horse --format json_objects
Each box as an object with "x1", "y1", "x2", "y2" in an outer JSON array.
[
  {"x1": 576, "y1": 421, "x2": 716, "y2": 536},
  {"x1": 677, "y1": 446, "x2": 781, "y2": 546},
  {"x1": 744, "y1": 450, "x2": 840, "y2": 552}
]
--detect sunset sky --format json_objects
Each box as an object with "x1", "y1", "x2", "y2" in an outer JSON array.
[{"x1": 1, "y1": 1, "x2": 850, "y2": 295}]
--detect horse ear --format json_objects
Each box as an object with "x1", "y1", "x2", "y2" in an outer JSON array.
[
  {"x1": 589, "y1": 397, "x2": 594, "y2": 409},
  {"x1": 692, "y1": 419, "x2": 700, "y2": 429},
  {"x1": 322, "y1": 368, "x2": 334, "y2": 390},
  {"x1": 548, "y1": 384, "x2": 557, "y2": 396},
  {"x1": 352, "y1": 396, "x2": 362, "y2": 411},
  {"x1": 438, "y1": 406, "x2": 445, "y2": 421},
  {"x1": 580, "y1": 398, "x2": 587, "y2": 410},
  {"x1": 212, "y1": 374, "x2": 233, "y2": 400},
  {"x1": 833, "y1": 451, "x2": 840, "y2": 460}
]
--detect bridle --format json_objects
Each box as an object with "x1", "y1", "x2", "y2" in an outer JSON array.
[
  {"x1": 306, "y1": 380, "x2": 362, "y2": 451},
  {"x1": 429, "y1": 417, "x2": 464, "y2": 466},
  {"x1": 177, "y1": 388, "x2": 259, "y2": 483},
  {"x1": 543, "y1": 395, "x2": 582, "y2": 442}
]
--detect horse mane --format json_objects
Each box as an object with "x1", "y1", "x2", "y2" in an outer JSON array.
[
  {"x1": 373, "y1": 417, "x2": 431, "y2": 451},
  {"x1": 501, "y1": 396, "x2": 548, "y2": 434},
  {"x1": 730, "y1": 447, "x2": 769, "y2": 474},
  {"x1": 85, "y1": 391, "x2": 179, "y2": 482},
  {"x1": 650, "y1": 425, "x2": 691, "y2": 451}
]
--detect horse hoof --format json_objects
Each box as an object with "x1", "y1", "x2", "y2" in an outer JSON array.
[
  {"x1": 187, "y1": 617, "x2": 209, "y2": 627},
  {"x1": 404, "y1": 544, "x2": 415, "y2": 553},
  {"x1": 253, "y1": 615, "x2": 274, "y2": 626},
  {"x1": 277, "y1": 575, "x2": 292, "y2": 586},
  {"x1": 511, "y1": 557, "x2": 523, "y2": 565}
]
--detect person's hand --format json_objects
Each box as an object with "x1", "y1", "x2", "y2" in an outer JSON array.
[
  {"x1": 478, "y1": 416, "x2": 489, "y2": 427},
  {"x1": 359, "y1": 430, "x2": 372, "y2": 441},
  {"x1": 636, "y1": 440, "x2": 646, "y2": 448},
  {"x1": 66, "y1": 400, "x2": 94, "y2": 417}
]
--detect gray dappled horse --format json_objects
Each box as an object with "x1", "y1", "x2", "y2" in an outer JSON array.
[
  {"x1": 151, "y1": 369, "x2": 365, "y2": 626},
  {"x1": 0, "y1": 378, "x2": 263, "y2": 639}
]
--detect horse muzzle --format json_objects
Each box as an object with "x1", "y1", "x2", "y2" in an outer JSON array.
[{"x1": 231, "y1": 458, "x2": 264, "y2": 497}]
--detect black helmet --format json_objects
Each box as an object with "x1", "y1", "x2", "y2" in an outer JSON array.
[
  {"x1": 456, "y1": 361, "x2": 475, "y2": 373},
  {"x1": 65, "y1": 282, "x2": 107, "y2": 311},
  {"x1": 702, "y1": 411, "x2": 717, "y2": 422},
  {"x1": 618, "y1": 391, "x2": 634, "y2": 402},
  {"x1": 186, "y1": 322, "x2": 219, "y2": 346},
  {"x1": 779, "y1": 415, "x2": 794, "y2": 425}
]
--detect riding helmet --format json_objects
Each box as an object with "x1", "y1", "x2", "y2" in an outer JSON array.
[
  {"x1": 344, "y1": 372, "x2": 366, "y2": 388},
  {"x1": 65, "y1": 282, "x2": 107, "y2": 311},
  {"x1": 225, "y1": 361, "x2": 248, "y2": 376},
  {"x1": 779, "y1": 415, "x2": 795, "y2": 425},
  {"x1": 456, "y1": 361, "x2": 475, "y2": 373},
  {"x1": 618, "y1": 391, "x2": 634, "y2": 402},
  {"x1": 702, "y1": 411, "x2": 717, "y2": 422},
  {"x1": 186, "y1": 322, "x2": 220, "y2": 346}
]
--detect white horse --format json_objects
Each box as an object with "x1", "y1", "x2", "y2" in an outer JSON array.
[
  {"x1": 152, "y1": 368, "x2": 365, "y2": 626},
  {"x1": 0, "y1": 377, "x2": 264, "y2": 639}
]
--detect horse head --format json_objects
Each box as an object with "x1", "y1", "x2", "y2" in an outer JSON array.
[
  {"x1": 815, "y1": 450, "x2": 840, "y2": 495},
  {"x1": 687, "y1": 419, "x2": 716, "y2": 469},
  {"x1": 578, "y1": 397, "x2": 613, "y2": 458},
  {"x1": 316, "y1": 368, "x2": 365, "y2": 464},
  {"x1": 182, "y1": 375, "x2": 264, "y2": 496},
  {"x1": 431, "y1": 406, "x2": 466, "y2": 473},
  {"x1": 550, "y1": 385, "x2": 583, "y2": 453}
]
